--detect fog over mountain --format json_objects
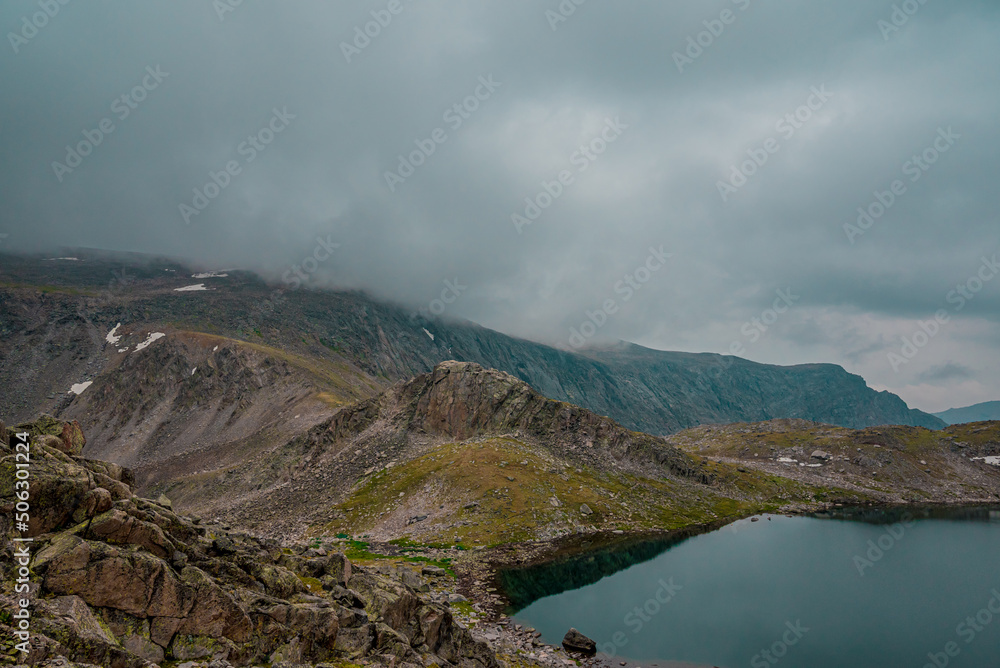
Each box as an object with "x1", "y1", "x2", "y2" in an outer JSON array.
[{"x1": 1, "y1": 0, "x2": 998, "y2": 413}]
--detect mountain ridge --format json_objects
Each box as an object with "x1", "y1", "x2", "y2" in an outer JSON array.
[
  {"x1": 0, "y1": 252, "x2": 944, "y2": 437},
  {"x1": 934, "y1": 401, "x2": 1000, "y2": 425}
]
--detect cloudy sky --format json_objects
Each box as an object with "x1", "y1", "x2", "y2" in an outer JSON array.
[{"x1": 1, "y1": 0, "x2": 998, "y2": 413}]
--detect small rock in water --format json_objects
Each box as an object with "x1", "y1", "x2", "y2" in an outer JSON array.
[{"x1": 562, "y1": 627, "x2": 597, "y2": 655}]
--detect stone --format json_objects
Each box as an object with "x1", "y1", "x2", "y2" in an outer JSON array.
[
  {"x1": 400, "y1": 568, "x2": 424, "y2": 591},
  {"x1": 123, "y1": 632, "x2": 166, "y2": 664},
  {"x1": 71, "y1": 487, "x2": 114, "y2": 523},
  {"x1": 323, "y1": 552, "x2": 352, "y2": 586},
  {"x1": 213, "y1": 535, "x2": 236, "y2": 554},
  {"x1": 157, "y1": 493, "x2": 173, "y2": 509},
  {"x1": 47, "y1": 595, "x2": 117, "y2": 645},
  {"x1": 562, "y1": 628, "x2": 596, "y2": 655},
  {"x1": 85, "y1": 508, "x2": 174, "y2": 558},
  {"x1": 15, "y1": 415, "x2": 86, "y2": 455},
  {"x1": 580, "y1": 503, "x2": 593, "y2": 515}
]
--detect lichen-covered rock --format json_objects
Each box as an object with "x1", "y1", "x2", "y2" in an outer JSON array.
[
  {"x1": 15, "y1": 414, "x2": 86, "y2": 455},
  {"x1": 70, "y1": 487, "x2": 114, "y2": 524}
]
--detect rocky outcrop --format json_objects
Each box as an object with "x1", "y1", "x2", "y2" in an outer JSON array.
[
  {"x1": 0, "y1": 417, "x2": 499, "y2": 668},
  {"x1": 305, "y1": 361, "x2": 715, "y2": 486},
  {"x1": 13, "y1": 415, "x2": 86, "y2": 456}
]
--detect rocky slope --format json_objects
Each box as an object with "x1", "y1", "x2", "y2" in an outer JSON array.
[
  {"x1": 149, "y1": 361, "x2": 851, "y2": 544},
  {"x1": 0, "y1": 252, "x2": 943, "y2": 439},
  {"x1": 0, "y1": 417, "x2": 504, "y2": 668},
  {"x1": 665, "y1": 418, "x2": 1000, "y2": 503}
]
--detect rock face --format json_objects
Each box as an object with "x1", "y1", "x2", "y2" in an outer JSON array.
[
  {"x1": 561, "y1": 628, "x2": 596, "y2": 655},
  {"x1": 0, "y1": 416, "x2": 499, "y2": 668}
]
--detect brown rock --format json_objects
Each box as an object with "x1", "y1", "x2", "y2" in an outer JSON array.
[
  {"x1": 176, "y1": 566, "x2": 253, "y2": 643},
  {"x1": 75, "y1": 487, "x2": 114, "y2": 521},
  {"x1": 85, "y1": 508, "x2": 174, "y2": 559}
]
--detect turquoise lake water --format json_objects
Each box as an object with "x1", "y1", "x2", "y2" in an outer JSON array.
[{"x1": 507, "y1": 508, "x2": 1000, "y2": 667}]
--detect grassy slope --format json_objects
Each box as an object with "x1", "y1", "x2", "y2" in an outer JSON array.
[{"x1": 312, "y1": 436, "x2": 865, "y2": 547}]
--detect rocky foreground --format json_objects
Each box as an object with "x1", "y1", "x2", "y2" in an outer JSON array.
[{"x1": 0, "y1": 416, "x2": 586, "y2": 668}]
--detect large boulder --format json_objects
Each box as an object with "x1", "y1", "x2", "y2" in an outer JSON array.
[{"x1": 562, "y1": 627, "x2": 597, "y2": 655}]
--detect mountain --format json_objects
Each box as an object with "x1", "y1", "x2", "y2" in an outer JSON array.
[
  {"x1": 934, "y1": 401, "x2": 1000, "y2": 425},
  {"x1": 0, "y1": 252, "x2": 944, "y2": 438}
]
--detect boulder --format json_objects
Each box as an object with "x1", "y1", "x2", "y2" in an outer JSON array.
[
  {"x1": 15, "y1": 415, "x2": 86, "y2": 455},
  {"x1": 562, "y1": 627, "x2": 597, "y2": 655},
  {"x1": 71, "y1": 487, "x2": 114, "y2": 523},
  {"x1": 84, "y1": 508, "x2": 174, "y2": 558},
  {"x1": 323, "y1": 552, "x2": 352, "y2": 586}
]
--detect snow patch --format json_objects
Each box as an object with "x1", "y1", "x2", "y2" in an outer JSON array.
[
  {"x1": 423, "y1": 328, "x2": 435, "y2": 341},
  {"x1": 70, "y1": 381, "x2": 93, "y2": 395},
  {"x1": 191, "y1": 272, "x2": 229, "y2": 279},
  {"x1": 974, "y1": 456, "x2": 1000, "y2": 466},
  {"x1": 118, "y1": 348, "x2": 129, "y2": 353},
  {"x1": 174, "y1": 284, "x2": 208, "y2": 292},
  {"x1": 213, "y1": 346, "x2": 218, "y2": 351},
  {"x1": 191, "y1": 367, "x2": 197, "y2": 376},
  {"x1": 44, "y1": 257, "x2": 80, "y2": 261},
  {"x1": 106, "y1": 323, "x2": 123, "y2": 345},
  {"x1": 134, "y1": 332, "x2": 165, "y2": 351},
  {"x1": 777, "y1": 457, "x2": 795, "y2": 463}
]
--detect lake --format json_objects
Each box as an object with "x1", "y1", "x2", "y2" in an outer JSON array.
[{"x1": 505, "y1": 507, "x2": 1000, "y2": 668}]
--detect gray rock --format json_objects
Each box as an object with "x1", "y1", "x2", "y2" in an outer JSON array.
[
  {"x1": 212, "y1": 535, "x2": 236, "y2": 554},
  {"x1": 580, "y1": 504, "x2": 593, "y2": 515},
  {"x1": 562, "y1": 627, "x2": 596, "y2": 655}
]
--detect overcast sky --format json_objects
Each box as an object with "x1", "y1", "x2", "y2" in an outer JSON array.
[{"x1": 1, "y1": 0, "x2": 998, "y2": 413}]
